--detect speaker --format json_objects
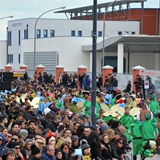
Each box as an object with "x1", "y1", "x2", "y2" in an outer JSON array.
[
  {"x1": 3, "y1": 72, "x2": 13, "y2": 81},
  {"x1": 0, "y1": 81, "x2": 11, "y2": 90}
]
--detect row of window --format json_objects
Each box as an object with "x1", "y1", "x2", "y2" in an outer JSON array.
[
  {"x1": 7, "y1": 30, "x2": 136, "y2": 46},
  {"x1": 8, "y1": 54, "x2": 20, "y2": 64}
]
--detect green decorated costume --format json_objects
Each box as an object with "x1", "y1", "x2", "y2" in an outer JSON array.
[
  {"x1": 120, "y1": 113, "x2": 134, "y2": 129},
  {"x1": 140, "y1": 114, "x2": 158, "y2": 146},
  {"x1": 128, "y1": 120, "x2": 142, "y2": 156},
  {"x1": 148, "y1": 95, "x2": 159, "y2": 115},
  {"x1": 83, "y1": 99, "x2": 91, "y2": 117}
]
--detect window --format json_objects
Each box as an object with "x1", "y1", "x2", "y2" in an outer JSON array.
[
  {"x1": 8, "y1": 31, "x2": 12, "y2": 46},
  {"x1": 71, "y1": 30, "x2": 75, "y2": 37},
  {"x1": 24, "y1": 29, "x2": 28, "y2": 39},
  {"x1": 44, "y1": 30, "x2": 48, "y2": 38},
  {"x1": 118, "y1": 31, "x2": 122, "y2": 35},
  {"x1": 8, "y1": 54, "x2": 13, "y2": 63},
  {"x1": 131, "y1": 31, "x2": 135, "y2": 35},
  {"x1": 50, "y1": 30, "x2": 55, "y2": 37},
  {"x1": 18, "y1": 54, "x2": 20, "y2": 64},
  {"x1": 18, "y1": 30, "x2": 20, "y2": 45},
  {"x1": 37, "y1": 29, "x2": 41, "y2": 38},
  {"x1": 78, "y1": 31, "x2": 82, "y2": 37},
  {"x1": 98, "y1": 31, "x2": 102, "y2": 37}
]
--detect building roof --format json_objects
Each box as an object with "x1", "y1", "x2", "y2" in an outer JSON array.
[
  {"x1": 82, "y1": 35, "x2": 160, "y2": 53},
  {"x1": 55, "y1": 0, "x2": 147, "y2": 19}
]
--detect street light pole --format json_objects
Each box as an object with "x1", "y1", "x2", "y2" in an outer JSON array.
[
  {"x1": 102, "y1": 0, "x2": 117, "y2": 67},
  {"x1": 0, "y1": 15, "x2": 14, "y2": 20},
  {"x1": 33, "y1": 6, "x2": 66, "y2": 70},
  {"x1": 91, "y1": 0, "x2": 97, "y2": 127}
]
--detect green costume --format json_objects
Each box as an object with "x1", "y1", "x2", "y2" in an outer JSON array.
[
  {"x1": 128, "y1": 120, "x2": 142, "y2": 156},
  {"x1": 55, "y1": 100, "x2": 62, "y2": 108},
  {"x1": 144, "y1": 149, "x2": 156, "y2": 157},
  {"x1": 96, "y1": 102, "x2": 101, "y2": 118},
  {"x1": 140, "y1": 117, "x2": 158, "y2": 146},
  {"x1": 83, "y1": 99, "x2": 91, "y2": 117},
  {"x1": 120, "y1": 113, "x2": 134, "y2": 129},
  {"x1": 148, "y1": 95, "x2": 159, "y2": 115}
]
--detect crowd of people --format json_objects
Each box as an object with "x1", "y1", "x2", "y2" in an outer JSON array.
[{"x1": 0, "y1": 71, "x2": 159, "y2": 160}]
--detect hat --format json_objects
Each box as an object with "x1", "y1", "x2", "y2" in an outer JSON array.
[
  {"x1": 51, "y1": 106, "x2": 60, "y2": 112},
  {"x1": 145, "y1": 113, "x2": 151, "y2": 120},
  {"x1": 149, "y1": 140, "x2": 156, "y2": 148},
  {"x1": 19, "y1": 129, "x2": 28, "y2": 137},
  {"x1": 100, "y1": 125, "x2": 108, "y2": 133},
  {"x1": 82, "y1": 143, "x2": 90, "y2": 150},
  {"x1": 55, "y1": 148, "x2": 62, "y2": 156},
  {"x1": 18, "y1": 112, "x2": 24, "y2": 117},
  {"x1": 87, "y1": 125, "x2": 96, "y2": 131},
  {"x1": 44, "y1": 108, "x2": 51, "y2": 115},
  {"x1": 31, "y1": 144, "x2": 41, "y2": 155},
  {"x1": 10, "y1": 142, "x2": 20, "y2": 148},
  {"x1": 25, "y1": 139, "x2": 32, "y2": 144},
  {"x1": 36, "y1": 138, "x2": 45, "y2": 144},
  {"x1": 71, "y1": 135, "x2": 79, "y2": 142},
  {"x1": 114, "y1": 130, "x2": 121, "y2": 135}
]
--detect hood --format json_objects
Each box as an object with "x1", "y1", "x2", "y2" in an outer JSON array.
[{"x1": 0, "y1": 133, "x2": 5, "y2": 149}]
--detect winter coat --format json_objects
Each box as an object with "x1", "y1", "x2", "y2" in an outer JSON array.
[
  {"x1": 100, "y1": 141, "x2": 113, "y2": 160},
  {"x1": 0, "y1": 133, "x2": 8, "y2": 157},
  {"x1": 27, "y1": 155, "x2": 41, "y2": 160}
]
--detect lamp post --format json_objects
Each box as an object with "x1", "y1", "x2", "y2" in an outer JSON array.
[
  {"x1": 102, "y1": 0, "x2": 117, "y2": 67},
  {"x1": 91, "y1": 0, "x2": 97, "y2": 127},
  {"x1": 0, "y1": 15, "x2": 14, "y2": 20},
  {"x1": 33, "y1": 6, "x2": 66, "y2": 70}
]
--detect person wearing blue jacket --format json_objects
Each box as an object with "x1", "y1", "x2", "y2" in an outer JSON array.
[
  {"x1": 41, "y1": 144, "x2": 56, "y2": 160},
  {"x1": 0, "y1": 133, "x2": 8, "y2": 157}
]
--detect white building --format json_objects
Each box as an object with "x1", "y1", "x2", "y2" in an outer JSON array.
[{"x1": 0, "y1": 18, "x2": 140, "y2": 75}]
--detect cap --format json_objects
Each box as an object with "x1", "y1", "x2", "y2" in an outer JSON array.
[
  {"x1": 100, "y1": 125, "x2": 108, "y2": 133},
  {"x1": 82, "y1": 143, "x2": 90, "y2": 150},
  {"x1": 10, "y1": 142, "x2": 20, "y2": 148},
  {"x1": 145, "y1": 113, "x2": 151, "y2": 120},
  {"x1": 71, "y1": 135, "x2": 79, "y2": 142},
  {"x1": 25, "y1": 139, "x2": 32, "y2": 144},
  {"x1": 44, "y1": 108, "x2": 51, "y2": 115},
  {"x1": 149, "y1": 140, "x2": 156, "y2": 148}
]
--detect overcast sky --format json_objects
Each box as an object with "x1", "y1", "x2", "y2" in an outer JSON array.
[{"x1": 0, "y1": 0, "x2": 159, "y2": 39}]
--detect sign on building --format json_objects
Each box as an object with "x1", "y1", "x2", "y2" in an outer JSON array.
[{"x1": 139, "y1": 69, "x2": 160, "y2": 76}]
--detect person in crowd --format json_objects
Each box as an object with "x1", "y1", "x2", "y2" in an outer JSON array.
[
  {"x1": 134, "y1": 74, "x2": 143, "y2": 94},
  {"x1": 140, "y1": 113, "x2": 158, "y2": 146},
  {"x1": 100, "y1": 133, "x2": 113, "y2": 160},
  {"x1": 60, "y1": 143, "x2": 71, "y2": 160},
  {"x1": 143, "y1": 140, "x2": 157, "y2": 159},
  {"x1": 21, "y1": 139, "x2": 32, "y2": 160},
  {"x1": 10, "y1": 142, "x2": 25, "y2": 160},
  {"x1": 27, "y1": 144, "x2": 41, "y2": 160},
  {"x1": 120, "y1": 107, "x2": 134, "y2": 130},
  {"x1": 45, "y1": 131, "x2": 57, "y2": 147},
  {"x1": 112, "y1": 138, "x2": 125, "y2": 160},
  {"x1": 145, "y1": 146, "x2": 160, "y2": 160},
  {"x1": 41, "y1": 144, "x2": 56, "y2": 160},
  {"x1": 112, "y1": 75, "x2": 118, "y2": 91},
  {"x1": 46, "y1": 115, "x2": 62, "y2": 132},
  {"x1": 2, "y1": 148, "x2": 16, "y2": 160},
  {"x1": 128, "y1": 119, "x2": 142, "y2": 160},
  {"x1": 55, "y1": 148, "x2": 63, "y2": 160}
]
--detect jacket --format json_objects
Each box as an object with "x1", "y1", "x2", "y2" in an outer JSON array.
[
  {"x1": 41, "y1": 153, "x2": 56, "y2": 160},
  {"x1": 27, "y1": 155, "x2": 41, "y2": 160},
  {"x1": 45, "y1": 121, "x2": 57, "y2": 132},
  {"x1": 0, "y1": 133, "x2": 8, "y2": 157}
]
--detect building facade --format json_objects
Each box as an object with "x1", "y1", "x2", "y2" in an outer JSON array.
[{"x1": 0, "y1": 18, "x2": 139, "y2": 75}]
